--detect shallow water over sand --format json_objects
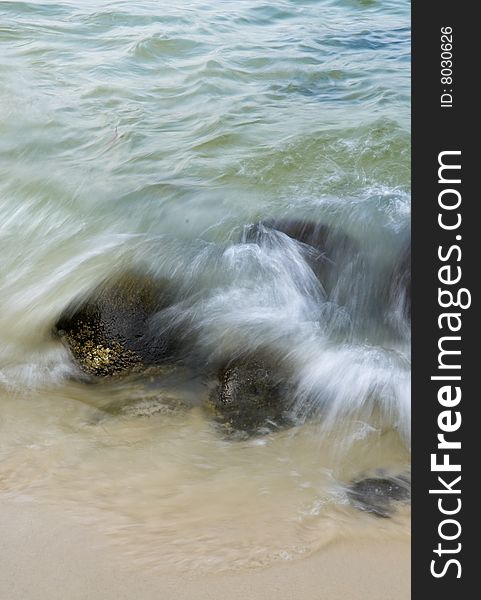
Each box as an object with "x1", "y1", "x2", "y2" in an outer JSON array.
[
  {"x1": 0, "y1": 0, "x2": 410, "y2": 571},
  {"x1": 1, "y1": 383, "x2": 410, "y2": 571}
]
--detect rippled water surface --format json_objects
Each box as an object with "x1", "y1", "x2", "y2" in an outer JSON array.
[{"x1": 0, "y1": 0, "x2": 410, "y2": 571}]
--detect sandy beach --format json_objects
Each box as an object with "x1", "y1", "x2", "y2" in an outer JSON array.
[{"x1": 0, "y1": 498, "x2": 409, "y2": 600}]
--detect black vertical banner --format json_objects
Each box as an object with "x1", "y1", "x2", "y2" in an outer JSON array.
[{"x1": 412, "y1": 2, "x2": 476, "y2": 597}]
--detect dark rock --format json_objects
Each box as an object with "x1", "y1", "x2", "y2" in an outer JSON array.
[
  {"x1": 347, "y1": 475, "x2": 411, "y2": 518},
  {"x1": 389, "y1": 241, "x2": 411, "y2": 321},
  {"x1": 55, "y1": 272, "x2": 178, "y2": 377},
  {"x1": 244, "y1": 219, "x2": 358, "y2": 292},
  {"x1": 254, "y1": 219, "x2": 351, "y2": 250},
  {"x1": 208, "y1": 357, "x2": 293, "y2": 435}
]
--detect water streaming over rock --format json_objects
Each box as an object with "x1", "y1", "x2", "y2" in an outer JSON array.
[{"x1": 0, "y1": 0, "x2": 410, "y2": 571}]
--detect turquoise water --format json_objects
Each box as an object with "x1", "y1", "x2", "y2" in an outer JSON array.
[
  {"x1": 0, "y1": 0, "x2": 410, "y2": 571},
  {"x1": 0, "y1": 0, "x2": 410, "y2": 237}
]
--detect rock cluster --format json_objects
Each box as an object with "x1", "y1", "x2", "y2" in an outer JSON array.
[{"x1": 54, "y1": 220, "x2": 410, "y2": 447}]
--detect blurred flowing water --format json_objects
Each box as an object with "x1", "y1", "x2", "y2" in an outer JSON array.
[{"x1": 0, "y1": 0, "x2": 410, "y2": 571}]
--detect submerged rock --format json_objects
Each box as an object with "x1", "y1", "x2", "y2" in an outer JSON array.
[
  {"x1": 102, "y1": 393, "x2": 186, "y2": 419},
  {"x1": 55, "y1": 272, "x2": 178, "y2": 377},
  {"x1": 347, "y1": 474, "x2": 411, "y2": 518},
  {"x1": 208, "y1": 357, "x2": 293, "y2": 435}
]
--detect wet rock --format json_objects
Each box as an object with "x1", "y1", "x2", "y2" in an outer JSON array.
[
  {"x1": 389, "y1": 241, "x2": 411, "y2": 321},
  {"x1": 347, "y1": 475, "x2": 411, "y2": 518},
  {"x1": 55, "y1": 272, "x2": 178, "y2": 377},
  {"x1": 252, "y1": 219, "x2": 351, "y2": 250},
  {"x1": 208, "y1": 358, "x2": 293, "y2": 435},
  {"x1": 245, "y1": 219, "x2": 357, "y2": 291}
]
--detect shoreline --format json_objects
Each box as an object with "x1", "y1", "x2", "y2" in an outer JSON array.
[{"x1": 0, "y1": 497, "x2": 410, "y2": 600}]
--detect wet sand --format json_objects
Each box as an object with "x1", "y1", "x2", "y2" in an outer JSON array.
[{"x1": 0, "y1": 498, "x2": 410, "y2": 600}]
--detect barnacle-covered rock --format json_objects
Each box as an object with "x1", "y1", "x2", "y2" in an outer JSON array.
[{"x1": 55, "y1": 272, "x2": 177, "y2": 377}]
